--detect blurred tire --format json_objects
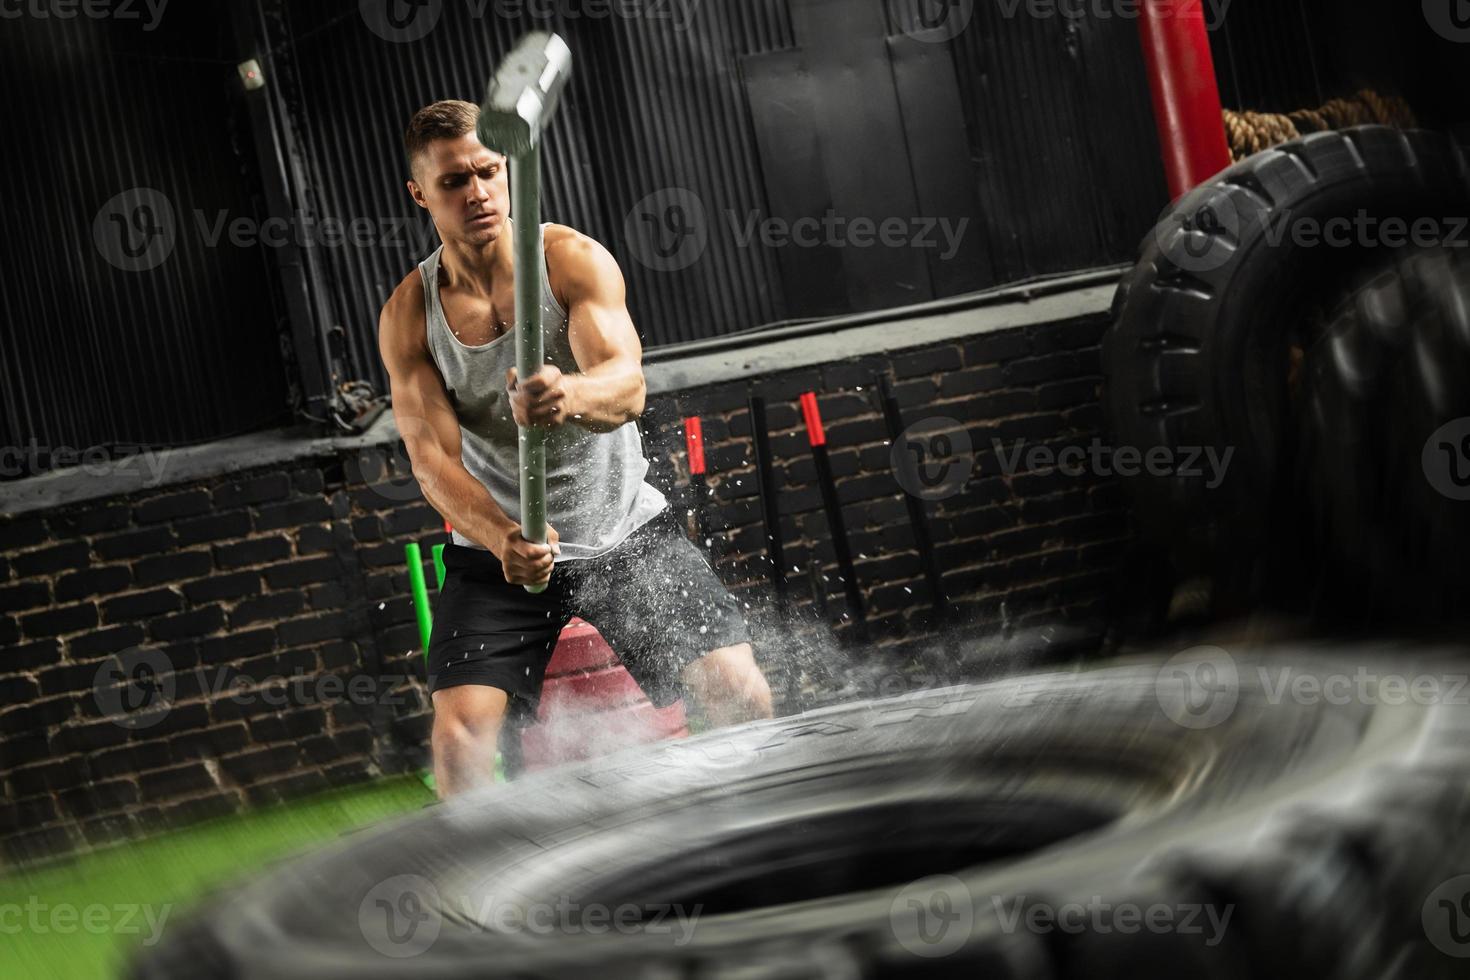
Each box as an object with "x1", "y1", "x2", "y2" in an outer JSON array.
[
  {"x1": 1298, "y1": 246, "x2": 1470, "y2": 619},
  {"x1": 135, "y1": 645, "x2": 1470, "y2": 979}
]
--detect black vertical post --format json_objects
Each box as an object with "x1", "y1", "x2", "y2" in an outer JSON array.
[
  {"x1": 801, "y1": 392, "x2": 868, "y2": 643},
  {"x1": 878, "y1": 374, "x2": 953, "y2": 626},
  {"x1": 747, "y1": 395, "x2": 789, "y2": 616},
  {"x1": 228, "y1": 0, "x2": 337, "y2": 423}
]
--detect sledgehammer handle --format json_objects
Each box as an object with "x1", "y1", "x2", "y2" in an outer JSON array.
[
  {"x1": 478, "y1": 32, "x2": 572, "y2": 594},
  {"x1": 512, "y1": 152, "x2": 548, "y2": 594}
]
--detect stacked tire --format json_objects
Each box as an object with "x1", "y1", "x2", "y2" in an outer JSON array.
[{"x1": 1103, "y1": 125, "x2": 1470, "y2": 614}]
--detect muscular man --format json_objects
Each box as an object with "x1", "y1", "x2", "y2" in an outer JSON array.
[{"x1": 378, "y1": 100, "x2": 773, "y2": 798}]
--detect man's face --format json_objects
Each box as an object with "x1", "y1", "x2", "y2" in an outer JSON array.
[{"x1": 408, "y1": 131, "x2": 510, "y2": 246}]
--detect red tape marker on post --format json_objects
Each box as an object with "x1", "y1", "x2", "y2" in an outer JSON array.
[
  {"x1": 800, "y1": 392, "x2": 826, "y2": 446},
  {"x1": 684, "y1": 416, "x2": 706, "y2": 475},
  {"x1": 684, "y1": 416, "x2": 712, "y2": 553}
]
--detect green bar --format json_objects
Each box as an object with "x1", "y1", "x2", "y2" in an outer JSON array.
[
  {"x1": 432, "y1": 543, "x2": 447, "y2": 592},
  {"x1": 405, "y1": 543, "x2": 433, "y2": 656}
]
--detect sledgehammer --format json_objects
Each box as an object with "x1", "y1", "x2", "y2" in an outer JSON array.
[{"x1": 477, "y1": 32, "x2": 572, "y2": 594}]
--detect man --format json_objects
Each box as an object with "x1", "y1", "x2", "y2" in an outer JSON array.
[{"x1": 378, "y1": 100, "x2": 773, "y2": 798}]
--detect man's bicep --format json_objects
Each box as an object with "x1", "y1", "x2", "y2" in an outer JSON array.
[
  {"x1": 381, "y1": 317, "x2": 460, "y2": 460},
  {"x1": 566, "y1": 242, "x2": 644, "y2": 372}
]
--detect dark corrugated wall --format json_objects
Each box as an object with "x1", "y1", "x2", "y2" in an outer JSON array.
[
  {"x1": 0, "y1": 7, "x2": 290, "y2": 480},
  {"x1": 259, "y1": 1, "x2": 799, "y2": 393},
  {"x1": 260, "y1": 0, "x2": 1170, "y2": 396},
  {"x1": 9, "y1": 1, "x2": 1455, "y2": 470}
]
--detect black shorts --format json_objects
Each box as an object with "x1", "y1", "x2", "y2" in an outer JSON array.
[{"x1": 426, "y1": 507, "x2": 751, "y2": 712}]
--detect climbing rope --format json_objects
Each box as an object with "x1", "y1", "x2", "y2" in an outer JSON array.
[{"x1": 1222, "y1": 89, "x2": 1418, "y2": 162}]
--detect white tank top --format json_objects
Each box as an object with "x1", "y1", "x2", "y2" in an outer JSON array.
[{"x1": 417, "y1": 224, "x2": 667, "y2": 561}]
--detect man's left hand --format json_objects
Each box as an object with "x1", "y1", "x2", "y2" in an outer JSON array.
[{"x1": 506, "y1": 365, "x2": 576, "y2": 428}]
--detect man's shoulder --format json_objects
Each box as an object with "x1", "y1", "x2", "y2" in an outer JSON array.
[
  {"x1": 543, "y1": 223, "x2": 601, "y2": 266},
  {"x1": 379, "y1": 266, "x2": 428, "y2": 354},
  {"x1": 383, "y1": 265, "x2": 427, "y2": 319},
  {"x1": 543, "y1": 224, "x2": 620, "y2": 300}
]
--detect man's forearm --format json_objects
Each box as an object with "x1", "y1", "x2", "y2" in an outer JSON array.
[
  {"x1": 566, "y1": 361, "x2": 646, "y2": 433},
  {"x1": 411, "y1": 442, "x2": 516, "y2": 552}
]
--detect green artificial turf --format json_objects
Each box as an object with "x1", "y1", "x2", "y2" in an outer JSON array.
[{"x1": 0, "y1": 775, "x2": 434, "y2": 979}]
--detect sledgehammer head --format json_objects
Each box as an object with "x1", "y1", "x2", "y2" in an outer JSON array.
[{"x1": 477, "y1": 32, "x2": 572, "y2": 155}]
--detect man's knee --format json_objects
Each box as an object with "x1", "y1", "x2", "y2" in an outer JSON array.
[
  {"x1": 682, "y1": 642, "x2": 774, "y2": 721},
  {"x1": 431, "y1": 686, "x2": 510, "y2": 750}
]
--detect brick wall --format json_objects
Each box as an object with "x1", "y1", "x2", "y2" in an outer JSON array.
[{"x1": 0, "y1": 314, "x2": 1132, "y2": 868}]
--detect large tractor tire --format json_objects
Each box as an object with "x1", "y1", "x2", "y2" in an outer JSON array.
[
  {"x1": 1104, "y1": 125, "x2": 1470, "y2": 607},
  {"x1": 134, "y1": 644, "x2": 1470, "y2": 978}
]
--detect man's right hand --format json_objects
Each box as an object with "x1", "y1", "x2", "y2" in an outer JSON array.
[{"x1": 494, "y1": 523, "x2": 561, "y2": 587}]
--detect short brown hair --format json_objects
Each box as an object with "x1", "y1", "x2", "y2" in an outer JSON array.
[{"x1": 404, "y1": 99, "x2": 479, "y2": 177}]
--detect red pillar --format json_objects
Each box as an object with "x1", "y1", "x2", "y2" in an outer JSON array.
[{"x1": 1137, "y1": 0, "x2": 1233, "y2": 200}]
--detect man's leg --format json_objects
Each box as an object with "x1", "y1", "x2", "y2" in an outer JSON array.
[
  {"x1": 680, "y1": 641, "x2": 773, "y2": 728},
  {"x1": 430, "y1": 685, "x2": 510, "y2": 799}
]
